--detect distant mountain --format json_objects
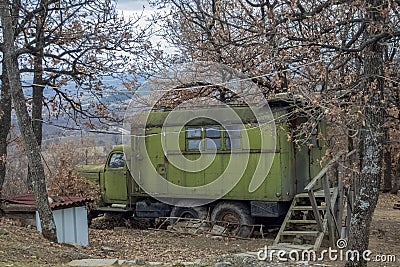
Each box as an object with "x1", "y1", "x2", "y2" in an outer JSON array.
[{"x1": 14, "y1": 74, "x2": 148, "y2": 143}]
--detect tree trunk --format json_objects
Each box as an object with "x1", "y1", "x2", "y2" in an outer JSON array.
[
  {"x1": 0, "y1": 0, "x2": 57, "y2": 242},
  {"x1": 32, "y1": 68, "x2": 44, "y2": 147},
  {"x1": 346, "y1": 54, "x2": 384, "y2": 267},
  {"x1": 27, "y1": 61, "x2": 44, "y2": 192},
  {"x1": 345, "y1": 2, "x2": 385, "y2": 266},
  {"x1": 28, "y1": 6, "x2": 46, "y2": 191},
  {"x1": 0, "y1": 61, "x2": 12, "y2": 196}
]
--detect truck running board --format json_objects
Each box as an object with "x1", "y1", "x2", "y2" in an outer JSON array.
[{"x1": 96, "y1": 206, "x2": 134, "y2": 213}]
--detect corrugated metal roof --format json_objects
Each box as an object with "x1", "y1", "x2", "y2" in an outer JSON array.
[{"x1": 1, "y1": 194, "x2": 92, "y2": 211}]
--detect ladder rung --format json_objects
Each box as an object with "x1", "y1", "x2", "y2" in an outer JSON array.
[
  {"x1": 292, "y1": 206, "x2": 325, "y2": 210},
  {"x1": 281, "y1": 230, "x2": 320, "y2": 236},
  {"x1": 287, "y1": 220, "x2": 317, "y2": 224}
]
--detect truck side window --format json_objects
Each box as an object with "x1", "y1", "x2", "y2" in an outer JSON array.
[
  {"x1": 187, "y1": 127, "x2": 202, "y2": 150},
  {"x1": 108, "y1": 153, "x2": 125, "y2": 168},
  {"x1": 225, "y1": 125, "x2": 241, "y2": 149},
  {"x1": 205, "y1": 126, "x2": 221, "y2": 150},
  {"x1": 186, "y1": 125, "x2": 230, "y2": 151}
]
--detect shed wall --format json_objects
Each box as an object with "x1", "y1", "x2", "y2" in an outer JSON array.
[{"x1": 36, "y1": 206, "x2": 88, "y2": 246}]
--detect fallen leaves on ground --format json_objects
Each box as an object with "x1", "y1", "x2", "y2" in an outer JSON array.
[{"x1": 0, "y1": 193, "x2": 399, "y2": 266}]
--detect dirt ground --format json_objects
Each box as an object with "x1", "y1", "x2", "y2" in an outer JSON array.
[
  {"x1": 0, "y1": 193, "x2": 399, "y2": 267},
  {"x1": 361, "y1": 193, "x2": 400, "y2": 267}
]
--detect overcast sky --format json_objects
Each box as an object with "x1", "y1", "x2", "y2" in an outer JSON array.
[
  {"x1": 116, "y1": 0, "x2": 150, "y2": 11},
  {"x1": 116, "y1": 0, "x2": 177, "y2": 54},
  {"x1": 116, "y1": 0, "x2": 155, "y2": 18}
]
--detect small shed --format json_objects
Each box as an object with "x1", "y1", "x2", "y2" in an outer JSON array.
[{"x1": 0, "y1": 194, "x2": 92, "y2": 246}]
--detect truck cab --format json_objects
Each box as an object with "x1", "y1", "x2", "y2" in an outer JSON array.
[{"x1": 78, "y1": 145, "x2": 130, "y2": 210}]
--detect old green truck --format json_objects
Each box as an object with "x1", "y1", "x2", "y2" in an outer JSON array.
[{"x1": 78, "y1": 100, "x2": 326, "y2": 236}]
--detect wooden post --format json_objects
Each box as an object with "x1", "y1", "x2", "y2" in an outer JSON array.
[
  {"x1": 308, "y1": 190, "x2": 323, "y2": 232},
  {"x1": 337, "y1": 174, "x2": 344, "y2": 239},
  {"x1": 345, "y1": 150, "x2": 357, "y2": 239},
  {"x1": 323, "y1": 174, "x2": 335, "y2": 247}
]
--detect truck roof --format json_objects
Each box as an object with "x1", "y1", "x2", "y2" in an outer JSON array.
[
  {"x1": 141, "y1": 103, "x2": 291, "y2": 128},
  {"x1": 112, "y1": 144, "x2": 126, "y2": 152}
]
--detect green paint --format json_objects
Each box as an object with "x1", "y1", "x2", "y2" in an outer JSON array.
[{"x1": 78, "y1": 104, "x2": 326, "y2": 209}]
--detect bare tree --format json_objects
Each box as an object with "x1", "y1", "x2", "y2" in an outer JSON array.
[
  {"x1": 0, "y1": 61, "x2": 12, "y2": 195},
  {"x1": 0, "y1": 0, "x2": 154, "y2": 192},
  {"x1": 0, "y1": 0, "x2": 57, "y2": 241},
  {"x1": 0, "y1": 0, "x2": 153, "y2": 240},
  {"x1": 345, "y1": 2, "x2": 385, "y2": 265},
  {"x1": 17, "y1": 0, "x2": 152, "y2": 137}
]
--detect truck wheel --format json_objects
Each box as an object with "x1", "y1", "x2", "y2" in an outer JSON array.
[
  {"x1": 87, "y1": 210, "x2": 101, "y2": 226},
  {"x1": 211, "y1": 201, "x2": 254, "y2": 238},
  {"x1": 170, "y1": 205, "x2": 208, "y2": 224}
]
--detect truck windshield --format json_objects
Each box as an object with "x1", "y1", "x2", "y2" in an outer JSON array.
[{"x1": 108, "y1": 153, "x2": 125, "y2": 168}]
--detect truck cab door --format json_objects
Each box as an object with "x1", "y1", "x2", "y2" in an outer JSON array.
[{"x1": 104, "y1": 152, "x2": 127, "y2": 204}]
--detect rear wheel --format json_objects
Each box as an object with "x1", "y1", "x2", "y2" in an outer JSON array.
[{"x1": 211, "y1": 201, "x2": 254, "y2": 237}]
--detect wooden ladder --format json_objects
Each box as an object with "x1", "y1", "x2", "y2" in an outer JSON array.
[
  {"x1": 272, "y1": 151, "x2": 355, "y2": 253},
  {"x1": 273, "y1": 191, "x2": 329, "y2": 251}
]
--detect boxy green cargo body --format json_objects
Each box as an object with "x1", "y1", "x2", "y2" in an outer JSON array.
[
  {"x1": 128, "y1": 105, "x2": 325, "y2": 203},
  {"x1": 79, "y1": 101, "x2": 325, "y2": 226}
]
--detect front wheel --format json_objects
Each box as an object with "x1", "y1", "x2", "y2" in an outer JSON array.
[
  {"x1": 169, "y1": 200, "x2": 209, "y2": 226},
  {"x1": 170, "y1": 206, "x2": 208, "y2": 220},
  {"x1": 211, "y1": 201, "x2": 254, "y2": 237}
]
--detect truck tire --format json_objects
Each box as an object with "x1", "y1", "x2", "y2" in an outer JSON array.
[
  {"x1": 211, "y1": 201, "x2": 254, "y2": 238},
  {"x1": 170, "y1": 205, "x2": 209, "y2": 223}
]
